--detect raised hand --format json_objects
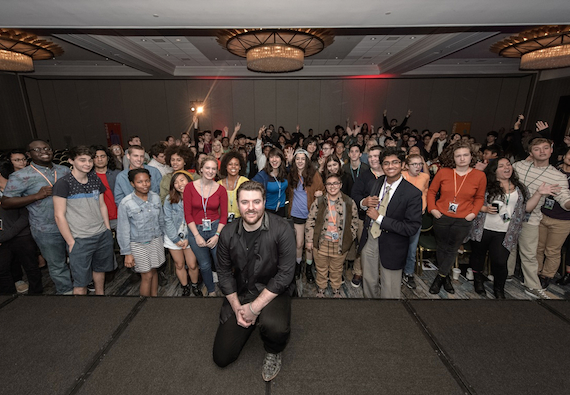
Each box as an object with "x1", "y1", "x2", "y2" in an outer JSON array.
[
  {"x1": 234, "y1": 122, "x2": 241, "y2": 133},
  {"x1": 536, "y1": 120, "x2": 549, "y2": 132}
]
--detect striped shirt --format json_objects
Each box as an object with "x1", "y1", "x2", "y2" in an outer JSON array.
[{"x1": 513, "y1": 160, "x2": 570, "y2": 225}]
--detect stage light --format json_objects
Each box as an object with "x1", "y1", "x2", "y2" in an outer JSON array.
[
  {"x1": 191, "y1": 107, "x2": 196, "y2": 112},
  {"x1": 197, "y1": 106, "x2": 204, "y2": 113}
]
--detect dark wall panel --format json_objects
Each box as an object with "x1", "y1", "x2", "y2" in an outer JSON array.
[
  {"x1": 0, "y1": 74, "x2": 33, "y2": 149},
  {"x1": 254, "y1": 80, "x2": 276, "y2": 131},
  {"x1": 342, "y1": 80, "x2": 366, "y2": 128},
  {"x1": 298, "y1": 80, "x2": 321, "y2": 134},
  {"x1": 319, "y1": 80, "x2": 343, "y2": 133},
  {"x1": 429, "y1": 79, "x2": 457, "y2": 132},
  {"x1": 231, "y1": 80, "x2": 255, "y2": 136},
  {"x1": 141, "y1": 81, "x2": 170, "y2": 143},
  {"x1": 120, "y1": 81, "x2": 151, "y2": 143},
  {"x1": 363, "y1": 79, "x2": 390, "y2": 131},
  {"x1": 23, "y1": 78, "x2": 48, "y2": 146},
  {"x1": 207, "y1": 80, "x2": 234, "y2": 133},
  {"x1": 406, "y1": 79, "x2": 434, "y2": 133},
  {"x1": 74, "y1": 81, "x2": 104, "y2": 146},
  {"x1": 164, "y1": 80, "x2": 191, "y2": 138},
  {"x1": 470, "y1": 79, "x2": 502, "y2": 136},
  {"x1": 275, "y1": 80, "x2": 299, "y2": 133},
  {"x1": 37, "y1": 80, "x2": 64, "y2": 148},
  {"x1": 53, "y1": 81, "x2": 83, "y2": 147}
]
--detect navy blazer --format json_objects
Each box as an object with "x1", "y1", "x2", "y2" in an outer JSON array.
[{"x1": 358, "y1": 175, "x2": 422, "y2": 270}]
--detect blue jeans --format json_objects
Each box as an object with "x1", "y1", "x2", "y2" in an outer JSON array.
[
  {"x1": 188, "y1": 220, "x2": 219, "y2": 293},
  {"x1": 404, "y1": 227, "x2": 421, "y2": 276},
  {"x1": 31, "y1": 229, "x2": 72, "y2": 294}
]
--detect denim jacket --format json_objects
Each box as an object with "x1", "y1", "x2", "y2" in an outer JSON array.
[
  {"x1": 163, "y1": 196, "x2": 187, "y2": 244},
  {"x1": 117, "y1": 191, "x2": 164, "y2": 255}
]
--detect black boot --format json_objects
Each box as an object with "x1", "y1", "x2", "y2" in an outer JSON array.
[
  {"x1": 443, "y1": 275, "x2": 455, "y2": 294},
  {"x1": 557, "y1": 272, "x2": 570, "y2": 285},
  {"x1": 305, "y1": 264, "x2": 315, "y2": 284},
  {"x1": 295, "y1": 263, "x2": 302, "y2": 279},
  {"x1": 182, "y1": 284, "x2": 191, "y2": 297},
  {"x1": 429, "y1": 275, "x2": 444, "y2": 294},
  {"x1": 191, "y1": 283, "x2": 203, "y2": 297},
  {"x1": 493, "y1": 287, "x2": 506, "y2": 299},
  {"x1": 474, "y1": 272, "x2": 485, "y2": 295}
]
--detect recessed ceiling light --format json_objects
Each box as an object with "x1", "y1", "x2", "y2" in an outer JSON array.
[
  {"x1": 165, "y1": 54, "x2": 169, "y2": 56},
  {"x1": 370, "y1": 37, "x2": 376, "y2": 40},
  {"x1": 410, "y1": 36, "x2": 416, "y2": 39},
  {"x1": 335, "y1": 57, "x2": 338, "y2": 59},
  {"x1": 141, "y1": 39, "x2": 146, "y2": 42},
  {"x1": 175, "y1": 39, "x2": 181, "y2": 42},
  {"x1": 386, "y1": 52, "x2": 391, "y2": 55},
  {"x1": 105, "y1": 58, "x2": 109, "y2": 61},
  {"x1": 215, "y1": 57, "x2": 218, "y2": 60}
]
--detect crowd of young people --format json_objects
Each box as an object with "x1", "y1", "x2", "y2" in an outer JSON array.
[{"x1": 1, "y1": 112, "x2": 570, "y2": 300}]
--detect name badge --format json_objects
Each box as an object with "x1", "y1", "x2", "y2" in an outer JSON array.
[
  {"x1": 448, "y1": 202, "x2": 459, "y2": 213},
  {"x1": 544, "y1": 197, "x2": 555, "y2": 210},
  {"x1": 202, "y1": 218, "x2": 212, "y2": 231},
  {"x1": 331, "y1": 232, "x2": 339, "y2": 241}
]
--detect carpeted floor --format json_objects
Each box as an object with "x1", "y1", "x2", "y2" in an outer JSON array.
[
  {"x1": 408, "y1": 300, "x2": 570, "y2": 395},
  {"x1": 543, "y1": 300, "x2": 570, "y2": 321},
  {"x1": 2, "y1": 296, "x2": 569, "y2": 395}
]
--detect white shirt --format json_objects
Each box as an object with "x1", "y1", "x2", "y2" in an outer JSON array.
[
  {"x1": 148, "y1": 158, "x2": 173, "y2": 177},
  {"x1": 374, "y1": 175, "x2": 404, "y2": 226}
]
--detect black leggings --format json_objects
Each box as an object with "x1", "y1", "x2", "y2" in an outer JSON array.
[{"x1": 432, "y1": 215, "x2": 473, "y2": 275}]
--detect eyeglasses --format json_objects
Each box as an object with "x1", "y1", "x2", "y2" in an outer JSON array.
[
  {"x1": 325, "y1": 182, "x2": 341, "y2": 186},
  {"x1": 28, "y1": 147, "x2": 52, "y2": 153},
  {"x1": 382, "y1": 160, "x2": 401, "y2": 167}
]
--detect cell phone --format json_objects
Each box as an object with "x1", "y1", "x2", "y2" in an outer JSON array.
[{"x1": 491, "y1": 203, "x2": 500, "y2": 210}]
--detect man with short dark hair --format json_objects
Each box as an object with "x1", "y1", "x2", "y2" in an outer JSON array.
[
  {"x1": 358, "y1": 148, "x2": 422, "y2": 298},
  {"x1": 123, "y1": 135, "x2": 150, "y2": 168},
  {"x1": 53, "y1": 146, "x2": 114, "y2": 295},
  {"x1": 2, "y1": 140, "x2": 73, "y2": 294},
  {"x1": 148, "y1": 142, "x2": 172, "y2": 176},
  {"x1": 213, "y1": 181, "x2": 295, "y2": 382}
]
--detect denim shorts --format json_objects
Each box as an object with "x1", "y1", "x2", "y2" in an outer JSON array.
[{"x1": 69, "y1": 229, "x2": 114, "y2": 287}]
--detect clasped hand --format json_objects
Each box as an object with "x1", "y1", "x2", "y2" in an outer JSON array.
[{"x1": 235, "y1": 303, "x2": 258, "y2": 328}]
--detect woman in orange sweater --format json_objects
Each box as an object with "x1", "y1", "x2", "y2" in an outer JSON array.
[{"x1": 427, "y1": 142, "x2": 486, "y2": 295}]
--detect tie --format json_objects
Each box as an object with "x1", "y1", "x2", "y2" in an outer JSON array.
[{"x1": 370, "y1": 185, "x2": 391, "y2": 238}]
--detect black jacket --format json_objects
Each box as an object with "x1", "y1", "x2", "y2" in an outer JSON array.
[
  {"x1": 216, "y1": 212, "x2": 296, "y2": 323},
  {"x1": 357, "y1": 176, "x2": 422, "y2": 270}
]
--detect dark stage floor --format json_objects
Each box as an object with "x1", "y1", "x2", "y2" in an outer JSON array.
[{"x1": 1, "y1": 296, "x2": 569, "y2": 395}]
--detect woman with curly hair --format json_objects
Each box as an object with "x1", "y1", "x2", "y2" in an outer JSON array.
[
  {"x1": 427, "y1": 141, "x2": 486, "y2": 295},
  {"x1": 218, "y1": 151, "x2": 248, "y2": 222},
  {"x1": 252, "y1": 148, "x2": 288, "y2": 217},
  {"x1": 467, "y1": 157, "x2": 551, "y2": 298},
  {"x1": 160, "y1": 145, "x2": 195, "y2": 203},
  {"x1": 287, "y1": 149, "x2": 325, "y2": 283}
]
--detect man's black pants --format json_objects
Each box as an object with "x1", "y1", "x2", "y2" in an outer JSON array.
[{"x1": 213, "y1": 292, "x2": 291, "y2": 367}]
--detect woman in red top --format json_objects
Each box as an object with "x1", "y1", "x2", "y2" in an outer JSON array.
[
  {"x1": 184, "y1": 155, "x2": 228, "y2": 296},
  {"x1": 427, "y1": 141, "x2": 486, "y2": 295}
]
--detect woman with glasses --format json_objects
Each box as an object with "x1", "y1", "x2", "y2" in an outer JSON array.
[
  {"x1": 305, "y1": 173, "x2": 358, "y2": 298},
  {"x1": 427, "y1": 142, "x2": 486, "y2": 295}
]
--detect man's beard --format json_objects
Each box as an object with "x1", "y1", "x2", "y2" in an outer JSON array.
[{"x1": 242, "y1": 210, "x2": 264, "y2": 226}]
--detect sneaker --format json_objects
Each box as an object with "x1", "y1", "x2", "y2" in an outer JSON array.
[
  {"x1": 182, "y1": 284, "x2": 191, "y2": 297},
  {"x1": 402, "y1": 274, "x2": 417, "y2": 289},
  {"x1": 262, "y1": 352, "x2": 282, "y2": 382},
  {"x1": 506, "y1": 275, "x2": 514, "y2": 282},
  {"x1": 466, "y1": 268, "x2": 474, "y2": 281},
  {"x1": 15, "y1": 280, "x2": 29, "y2": 294},
  {"x1": 316, "y1": 288, "x2": 325, "y2": 298},
  {"x1": 212, "y1": 271, "x2": 219, "y2": 283},
  {"x1": 87, "y1": 281, "x2": 95, "y2": 292},
  {"x1": 351, "y1": 274, "x2": 362, "y2": 288},
  {"x1": 341, "y1": 275, "x2": 345, "y2": 284},
  {"x1": 539, "y1": 276, "x2": 551, "y2": 290},
  {"x1": 524, "y1": 288, "x2": 551, "y2": 299},
  {"x1": 332, "y1": 289, "x2": 343, "y2": 298},
  {"x1": 208, "y1": 291, "x2": 217, "y2": 297},
  {"x1": 305, "y1": 264, "x2": 315, "y2": 284}
]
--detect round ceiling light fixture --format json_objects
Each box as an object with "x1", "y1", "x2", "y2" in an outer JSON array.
[{"x1": 0, "y1": 29, "x2": 64, "y2": 72}]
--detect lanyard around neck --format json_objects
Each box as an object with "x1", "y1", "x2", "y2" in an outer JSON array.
[
  {"x1": 200, "y1": 180, "x2": 213, "y2": 218},
  {"x1": 30, "y1": 164, "x2": 56, "y2": 187},
  {"x1": 453, "y1": 169, "x2": 470, "y2": 202}
]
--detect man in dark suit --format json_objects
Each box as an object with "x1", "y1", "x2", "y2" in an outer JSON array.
[{"x1": 357, "y1": 147, "x2": 422, "y2": 298}]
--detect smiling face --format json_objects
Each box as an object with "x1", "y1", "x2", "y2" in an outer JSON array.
[
  {"x1": 170, "y1": 153, "x2": 185, "y2": 171},
  {"x1": 226, "y1": 157, "x2": 241, "y2": 177},
  {"x1": 269, "y1": 154, "x2": 282, "y2": 169},
  {"x1": 127, "y1": 148, "x2": 145, "y2": 169},
  {"x1": 325, "y1": 175, "x2": 342, "y2": 198},
  {"x1": 173, "y1": 173, "x2": 190, "y2": 194},
  {"x1": 27, "y1": 141, "x2": 54, "y2": 166},
  {"x1": 131, "y1": 172, "x2": 150, "y2": 195},
  {"x1": 200, "y1": 159, "x2": 218, "y2": 180},
  {"x1": 307, "y1": 141, "x2": 317, "y2": 154},
  {"x1": 70, "y1": 154, "x2": 94, "y2": 175},
  {"x1": 326, "y1": 160, "x2": 340, "y2": 174},
  {"x1": 238, "y1": 190, "x2": 265, "y2": 228},
  {"x1": 495, "y1": 158, "x2": 513, "y2": 181},
  {"x1": 10, "y1": 152, "x2": 27, "y2": 171},
  {"x1": 368, "y1": 148, "x2": 382, "y2": 172},
  {"x1": 295, "y1": 153, "x2": 307, "y2": 172},
  {"x1": 381, "y1": 155, "x2": 403, "y2": 181},
  {"x1": 212, "y1": 140, "x2": 222, "y2": 153}
]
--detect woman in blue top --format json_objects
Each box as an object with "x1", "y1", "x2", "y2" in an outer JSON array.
[
  {"x1": 163, "y1": 171, "x2": 202, "y2": 297},
  {"x1": 253, "y1": 148, "x2": 288, "y2": 217},
  {"x1": 117, "y1": 168, "x2": 165, "y2": 297}
]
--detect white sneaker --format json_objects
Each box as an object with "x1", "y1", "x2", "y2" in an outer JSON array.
[
  {"x1": 212, "y1": 272, "x2": 219, "y2": 283},
  {"x1": 466, "y1": 268, "x2": 474, "y2": 281},
  {"x1": 15, "y1": 280, "x2": 29, "y2": 294},
  {"x1": 524, "y1": 288, "x2": 550, "y2": 299}
]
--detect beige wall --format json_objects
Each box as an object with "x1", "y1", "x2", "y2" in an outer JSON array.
[{"x1": 12, "y1": 75, "x2": 534, "y2": 149}]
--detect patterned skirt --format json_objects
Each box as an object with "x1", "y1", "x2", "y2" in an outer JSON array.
[{"x1": 130, "y1": 237, "x2": 165, "y2": 273}]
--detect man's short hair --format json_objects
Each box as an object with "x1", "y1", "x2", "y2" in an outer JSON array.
[
  {"x1": 127, "y1": 145, "x2": 145, "y2": 155},
  {"x1": 487, "y1": 131, "x2": 499, "y2": 138},
  {"x1": 380, "y1": 147, "x2": 405, "y2": 163},
  {"x1": 27, "y1": 139, "x2": 50, "y2": 151},
  {"x1": 369, "y1": 144, "x2": 383, "y2": 153},
  {"x1": 528, "y1": 137, "x2": 553, "y2": 150},
  {"x1": 483, "y1": 145, "x2": 503, "y2": 157},
  {"x1": 68, "y1": 145, "x2": 95, "y2": 160},
  {"x1": 236, "y1": 180, "x2": 266, "y2": 201},
  {"x1": 127, "y1": 135, "x2": 140, "y2": 143},
  {"x1": 149, "y1": 142, "x2": 166, "y2": 158},
  {"x1": 349, "y1": 143, "x2": 362, "y2": 152}
]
